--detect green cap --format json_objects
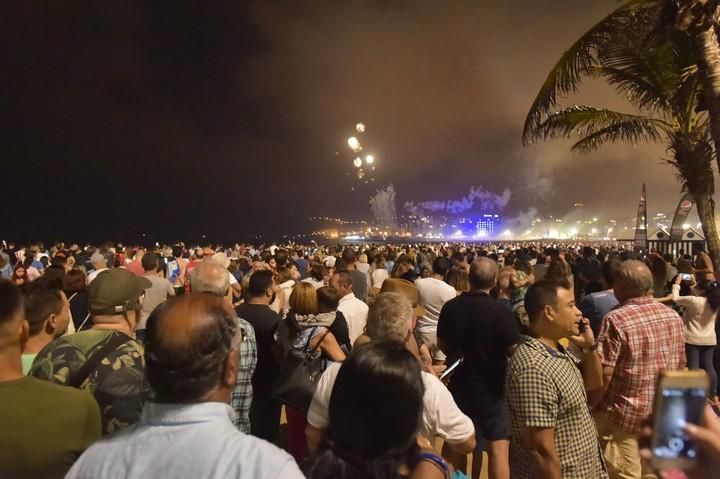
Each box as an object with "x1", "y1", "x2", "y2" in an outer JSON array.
[{"x1": 88, "y1": 268, "x2": 152, "y2": 315}]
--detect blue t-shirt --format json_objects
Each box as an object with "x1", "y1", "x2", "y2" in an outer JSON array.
[{"x1": 579, "y1": 290, "x2": 619, "y2": 337}]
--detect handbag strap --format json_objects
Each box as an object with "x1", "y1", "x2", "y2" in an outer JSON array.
[
  {"x1": 305, "y1": 326, "x2": 331, "y2": 355},
  {"x1": 67, "y1": 333, "x2": 130, "y2": 388}
]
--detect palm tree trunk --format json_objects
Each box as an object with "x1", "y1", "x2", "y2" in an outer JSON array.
[
  {"x1": 695, "y1": 192, "x2": 720, "y2": 275},
  {"x1": 692, "y1": 3, "x2": 720, "y2": 173}
]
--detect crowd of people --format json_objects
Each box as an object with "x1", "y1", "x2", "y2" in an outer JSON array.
[{"x1": 2, "y1": 239, "x2": 720, "y2": 478}]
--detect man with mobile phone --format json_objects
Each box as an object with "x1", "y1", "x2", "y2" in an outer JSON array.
[{"x1": 506, "y1": 280, "x2": 607, "y2": 479}]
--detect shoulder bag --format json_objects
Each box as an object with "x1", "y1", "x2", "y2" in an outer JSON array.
[
  {"x1": 67, "y1": 333, "x2": 131, "y2": 388},
  {"x1": 271, "y1": 327, "x2": 331, "y2": 412}
]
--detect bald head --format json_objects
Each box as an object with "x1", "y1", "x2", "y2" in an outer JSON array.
[
  {"x1": 190, "y1": 260, "x2": 229, "y2": 296},
  {"x1": 613, "y1": 260, "x2": 653, "y2": 303},
  {"x1": 145, "y1": 293, "x2": 240, "y2": 403},
  {"x1": 469, "y1": 257, "x2": 498, "y2": 291}
]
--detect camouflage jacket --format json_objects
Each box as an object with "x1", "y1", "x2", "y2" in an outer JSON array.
[{"x1": 30, "y1": 330, "x2": 146, "y2": 435}]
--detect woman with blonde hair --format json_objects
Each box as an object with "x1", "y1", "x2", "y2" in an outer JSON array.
[
  {"x1": 445, "y1": 266, "x2": 469, "y2": 295},
  {"x1": 278, "y1": 282, "x2": 346, "y2": 463}
]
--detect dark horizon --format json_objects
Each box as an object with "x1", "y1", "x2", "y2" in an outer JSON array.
[{"x1": 3, "y1": 1, "x2": 692, "y2": 244}]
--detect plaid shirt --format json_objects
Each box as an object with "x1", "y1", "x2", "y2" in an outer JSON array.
[
  {"x1": 506, "y1": 336, "x2": 607, "y2": 479},
  {"x1": 231, "y1": 317, "x2": 257, "y2": 433},
  {"x1": 597, "y1": 296, "x2": 686, "y2": 433}
]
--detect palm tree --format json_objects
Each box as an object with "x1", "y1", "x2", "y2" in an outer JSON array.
[
  {"x1": 523, "y1": 0, "x2": 720, "y2": 270},
  {"x1": 675, "y1": 0, "x2": 720, "y2": 175}
]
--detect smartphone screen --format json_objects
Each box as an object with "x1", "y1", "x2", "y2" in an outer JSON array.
[
  {"x1": 440, "y1": 358, "x2": 463, "y2": 380},
  {"x1": 653, "y1": 387, "x2": 705, "y2": 461}
]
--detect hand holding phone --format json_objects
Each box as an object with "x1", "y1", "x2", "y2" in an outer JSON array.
[
  {"x1": 440, "y1": 358, "x2": 463, "y2": 380},
  {"x1": 651, "y1": 371, "x2": 709, "y2": 471},
  {"x1": 682, "y1": 406, "x2": 720, "y2": 479},
  {"x1": 568, "y1": 317, "x2": 594, "y2": 349}
]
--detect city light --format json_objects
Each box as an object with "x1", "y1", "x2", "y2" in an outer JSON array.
[
  {"x1": 365, "y1": 154, "x2": 374, "y2": 164},
  {"x1": 353, "y1": 157, "x2": 362, "y2": 168}
]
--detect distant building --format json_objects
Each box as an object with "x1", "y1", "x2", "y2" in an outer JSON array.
[{"x1": 476, "y1": 214, "x2": 500, "y2": 238}]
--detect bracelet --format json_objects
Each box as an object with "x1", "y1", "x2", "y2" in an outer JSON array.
[{"x1": 415, "y1": 452, "x2": 450, "y2": 479}]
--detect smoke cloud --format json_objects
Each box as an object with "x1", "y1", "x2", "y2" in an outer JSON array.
[
  {"x1": 403, "y1": 186, "x2": 511, "y2": 216},
  {"x1": 369, "y1": 184, "x2": 399, "y2": 229},
  {"x1": 504, "y1": 208, "x2": 539, "y2": 237}
]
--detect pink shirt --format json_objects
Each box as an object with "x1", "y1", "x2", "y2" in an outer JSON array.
[{"x1": 124, "y1": 260, "x2": 146, "y2": 277}]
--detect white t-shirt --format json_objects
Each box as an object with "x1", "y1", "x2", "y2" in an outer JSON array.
[
  {"x1": 337, "y1": 293, "x2": 369, "y2": 344},
  {"x1": 415, "y1": 277, "x2": 457, "y2": 334},
  {"x1": 86, "y1": 268, "x2": 109, "y2": 285},
  {"x1": 371, "y1": 268, "x2": 389, "y2": 289},
  {"x1": 307, "y1": 362, "x2": 474, "y2": 444},
  {"x1": 278, "y1": 280, "x2": 295, "y2": 316}
]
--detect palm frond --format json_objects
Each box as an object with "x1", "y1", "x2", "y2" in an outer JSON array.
[
  {"x1": 537, "y1": 106, "x2": 671, "y2": 151},
  {"x1": 598, "y1": 40, "x2": 678, "y2": 111},
  {"x1": 522, "y1": 0, "x2": 664, "y2": 144}
]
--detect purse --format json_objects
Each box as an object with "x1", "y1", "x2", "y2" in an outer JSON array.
[{"x1": 271, "y1": 327, "x2": 331, "y2": 412}]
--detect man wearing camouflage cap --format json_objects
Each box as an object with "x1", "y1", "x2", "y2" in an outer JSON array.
[{"x1": 30, "y1": 268, "x2": 150, "y2": 435}]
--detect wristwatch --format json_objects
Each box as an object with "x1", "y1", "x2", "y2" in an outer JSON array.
[{"x1": 581, "y1": 343, "x2": 598, "y2": 355}]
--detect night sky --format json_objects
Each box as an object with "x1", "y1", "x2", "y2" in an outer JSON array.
[{"x1": 3, "y1": 1, "x2": 692, "y2": 244}]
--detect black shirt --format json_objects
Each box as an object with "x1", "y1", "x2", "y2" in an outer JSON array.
[
  {"x1": 437, "y1": 291, "x2": 519, "y2": 400},
  {"x1": 235, "y1": 303, "x2": 280, "y2": 396},
  {"x1": 329, "y1": 310, "x2": 351, "y2": 353}
]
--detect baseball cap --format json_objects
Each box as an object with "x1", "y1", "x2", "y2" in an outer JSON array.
[{"x1": 88, "y1": 268, "x2": 152, "y2": 315}]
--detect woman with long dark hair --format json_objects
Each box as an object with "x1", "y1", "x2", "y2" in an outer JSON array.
[
  {"x1": 11, "y1": 265, "x2": 28, "y2": 286},
  {"x1": 306, "y1": 340, "x2": 451, "y2": 479},
  {"x1": 64, "y1": 269, "x2": 90, "y2": 331}
]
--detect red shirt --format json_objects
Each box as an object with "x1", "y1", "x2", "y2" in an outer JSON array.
[
  {"x1": 124, "y1": 259, "x2": 145, "y2": 277},
  {"x1": 597, "y1": 296, "x2": 686, "y2": 433},
  {"x1": 184, "y1": 259, "x2": 203, "y2": 292}
]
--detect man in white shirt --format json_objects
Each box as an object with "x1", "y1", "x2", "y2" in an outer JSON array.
[
  {"x1": 415, "y1": 256, "x2": 457, "y2": 363},
  {"x1": 66, "y1": 293, "x2": 302, "y2": 479},
  {"x1": 306, "y1": 292, "x2": 476, "y2": 461},
  {"x1": 331, "y1": 271, "x2": 369, "y2": 345},
  {"x1": 86, "y1": 252, "x2": 110, "y2": 284}
]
